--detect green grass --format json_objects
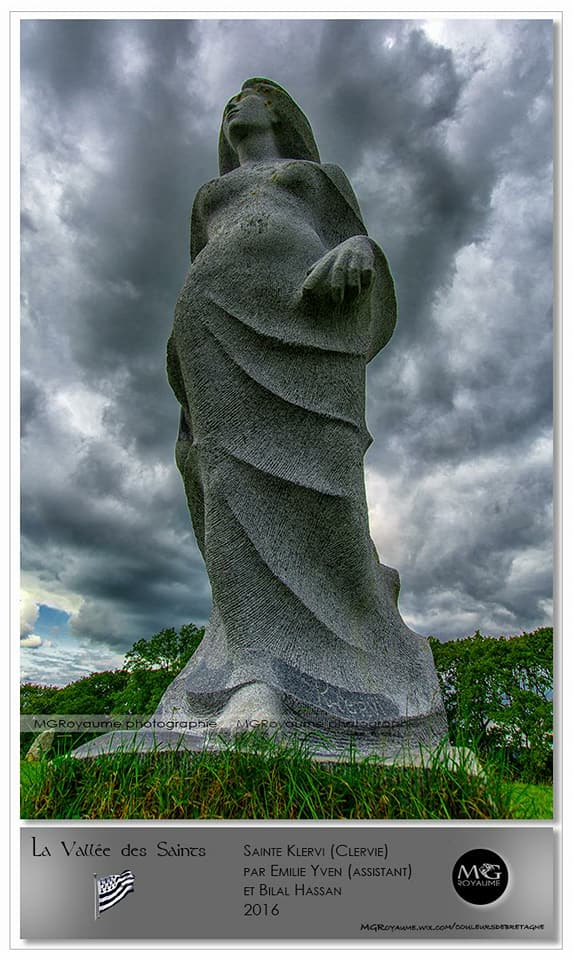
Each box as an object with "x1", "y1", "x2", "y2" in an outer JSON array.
[
  {"x1": 20, "y1": 733, "x2": 551, "y2": 820},
  {"x1": 502, "y1": 782, "x2": 553, "y2": 820}
]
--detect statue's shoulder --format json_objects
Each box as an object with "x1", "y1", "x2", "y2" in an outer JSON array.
[
  {"x1": 193, "y1": 176, "x2": 223, "y2": 210},
  {"x1": 189, "y1": 178, "x2": 221, "y2": 260}
]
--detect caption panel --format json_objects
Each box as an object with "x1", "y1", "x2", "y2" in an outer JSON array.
[{"x1": 21, "y1": 826, "x2": 555, "y2": 941}]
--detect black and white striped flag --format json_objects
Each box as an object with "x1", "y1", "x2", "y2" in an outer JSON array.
[{"x1": 96, "y1": 870, "x2": 135, "y2": 916}]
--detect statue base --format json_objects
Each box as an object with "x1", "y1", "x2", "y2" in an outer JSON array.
[{"x1": 72, "y1": 680, "x2": 450, "y2": 764}]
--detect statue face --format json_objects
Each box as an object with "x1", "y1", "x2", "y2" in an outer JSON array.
[
  {"x1": 222, "y1": 88, "x2": 274, "y2": 146},
  {"x1": 218, "y1": 78, "x2": 321, "y2": 174}
]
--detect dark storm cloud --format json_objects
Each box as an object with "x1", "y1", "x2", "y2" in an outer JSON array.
[
  {"x1": 314, "y1": 21, "x2": 481, "y2": 319},
  {"x1": 360, "y1": 27, "x2": 553, "y2": 456},
  {"x1": 315, "y1": 21, "x2": 464, "y2": 154},
  {"x1": 21, "y1": 21, "x2": 203, "y2": 369},
  {"x1": 21, "y1": 418, "x2": 211, "y2": 647},
  {"x1": 19, "y1": 18, "x2": 553, "y2": 682},
  {"x1": 20, "y1": 374, "x2": 46, "y2": 436}
]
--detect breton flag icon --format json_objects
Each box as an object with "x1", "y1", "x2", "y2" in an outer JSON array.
[{"x1": 95, "y1": 870, "x2": 135, "y2": 918}]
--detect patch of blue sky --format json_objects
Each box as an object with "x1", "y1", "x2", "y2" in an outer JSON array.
[{"x1": 35, "y1": 604, "x2": 72, "y2": 641}]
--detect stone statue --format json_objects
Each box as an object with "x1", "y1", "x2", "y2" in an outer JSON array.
[
  {"x1": 75, "y1": 78, "x2": 446, "y2": 759},
  {"x1": 159, "y1": 77, "x2": 446, "y2": 756}
]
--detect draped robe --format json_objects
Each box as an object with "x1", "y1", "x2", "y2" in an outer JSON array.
[{"x1": 161, "y1": 158, "x2": 446, "y2": 741}]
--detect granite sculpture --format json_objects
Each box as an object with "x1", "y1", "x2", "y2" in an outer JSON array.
[{"x1": 74, "y1": 78, "x2": 447, "y2": 760}]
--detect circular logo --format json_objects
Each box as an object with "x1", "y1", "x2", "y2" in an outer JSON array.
[{"x1": 452, "y1": 848, "x2": 509, "y2": 905}]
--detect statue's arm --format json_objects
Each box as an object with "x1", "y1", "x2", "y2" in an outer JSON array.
[
  {"x1": 303, "y1": 165, "x2": 397, "y2": 359},
  {"x1": 302, "y1": 234, "x2": 376, "y2": 303}
]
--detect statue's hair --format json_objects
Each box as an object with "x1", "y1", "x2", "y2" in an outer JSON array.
[{"x1": 218, "y1": 78, "x2": 320, "y2": 175}]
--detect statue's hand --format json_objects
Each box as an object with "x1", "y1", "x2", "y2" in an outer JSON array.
[{"x1": 302, "y1": 236, "x2": 375, "y2": 304}]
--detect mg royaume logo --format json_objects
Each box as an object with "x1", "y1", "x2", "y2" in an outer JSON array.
[{"x1": 452, "y1": 849, "x2": 509, "y2": 905}]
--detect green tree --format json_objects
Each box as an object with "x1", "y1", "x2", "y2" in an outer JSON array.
[
  {"x1": 430, "y1": 628, "x2": 553, "y2": 782},
  {"x1": 111, "y1": 668, "x2": 177, "y2": 716},
  {"x1": 20, "y1": 671, "x2": 131, "y2": 716},
  {"x1": 112, "y1": 623, "x2": 205, "y2": 716},
  {"x1": 20, "y1": 683, "x2": 62, "y2": 715},
  {"x1": 54, "y1": 670, "x2": 130, "y2": 714},
  {"x1": 123, "y1": 624, "x2": 204, "y2": 674}
]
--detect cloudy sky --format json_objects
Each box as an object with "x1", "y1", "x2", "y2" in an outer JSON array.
[{"x1": 19, "y1": 16, "x2": 554, "y2": 686}]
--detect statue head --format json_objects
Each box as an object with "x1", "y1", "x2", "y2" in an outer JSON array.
[{"x1": 219, "y1": 78, "x2": 320, "y2": 175}]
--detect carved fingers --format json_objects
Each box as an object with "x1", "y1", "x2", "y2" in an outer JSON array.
[{"x1": 302, "y1": 236, "x2": 375, "y2": 304}]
